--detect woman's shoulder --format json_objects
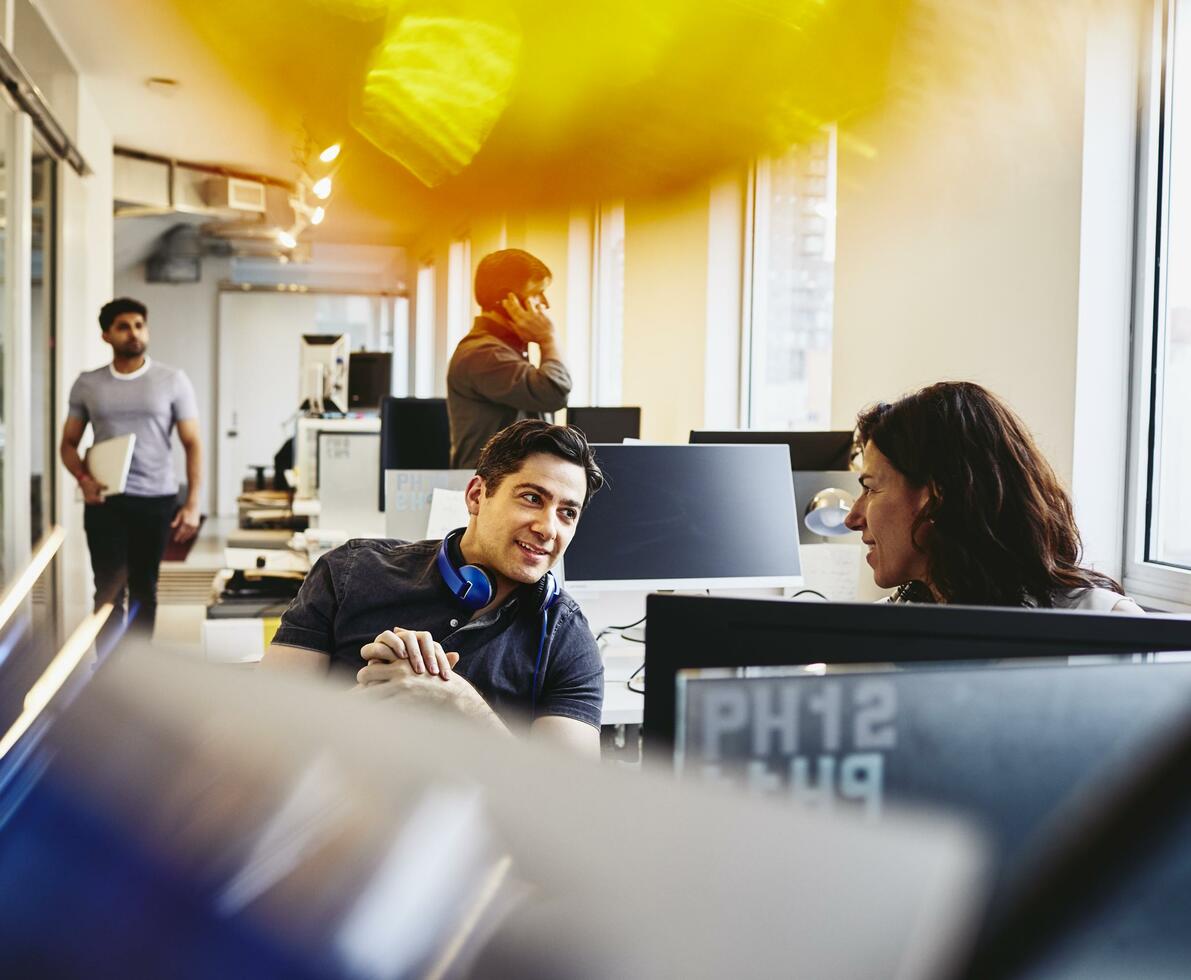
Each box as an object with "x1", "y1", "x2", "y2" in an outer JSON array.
[{"x1": 1053, "y1": 587, "x2": 1144, "y2": 615}]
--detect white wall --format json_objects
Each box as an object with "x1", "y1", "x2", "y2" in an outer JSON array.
[
  {"x1": 57, "y1": 76, "x2": 114, "y2": 627},
  {"x1": 832, "y1": 0, "x2": 1093, "y2": 486}
]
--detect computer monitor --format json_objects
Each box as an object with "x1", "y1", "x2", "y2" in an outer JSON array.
[
  {"x1": 561, "y1": 444, "x2": 802, "y2": 590},
  {"x1": 567, "y1": 406, "x2": 641, "y2": 443},
  {"x1": 378, "y1": 397, "x2": 452, "y2": 510},
  {"x1": 689, "y1": 429, "x2": 854, "y2": 471},
  {"x1": 299, "y1": 334, "x2": 349, "y2": 414},
  {"x1": 673, "y1": 659, "x2": 1191, "y2": 920},
  {"x1": 346, "y1": 351, "x2": 392, "y2": 410},
  {"x1": 642, "y1": 594, "x2": 1191, "y2": 759},
  {"x1": 964, "y1": 699, "x2": 1191, "y2": 978}
]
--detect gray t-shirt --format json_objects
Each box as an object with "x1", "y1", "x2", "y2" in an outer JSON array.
[{"x1": 67, "y1": 358, "x2": 199, "y2": 497}]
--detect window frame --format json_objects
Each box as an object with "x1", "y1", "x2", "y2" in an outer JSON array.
[{"x1": 1124, "y1": 0, "x2": 1191, "y2": 608}]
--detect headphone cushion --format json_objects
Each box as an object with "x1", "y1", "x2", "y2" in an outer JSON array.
[
  {"x1": 457, "y1": 563, "x2": 495, "y2": 609},
  {"x1": 539, "y1": 571, "x2": 561, "y2": 613}
]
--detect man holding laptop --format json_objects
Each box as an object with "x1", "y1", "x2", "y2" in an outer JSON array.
[{"x1": 60, "y1": 297, "x2": 203, "y2": 644}]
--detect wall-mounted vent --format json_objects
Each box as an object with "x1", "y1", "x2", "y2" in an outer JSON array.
[{"x1": 204, "y1": 176, "x2": 267, "y2": 214}]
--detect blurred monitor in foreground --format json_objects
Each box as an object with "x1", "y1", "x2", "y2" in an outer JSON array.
[
  {"x1": 674, "y1": 660, "x2": 1191, "y2": 918},
  {"x1": 690, "y1": 429, "x2": 854, "y2": 471},
  {"x1": 643, "y1": 595, "x2": 1191, "y2": 756},
  {"x1": 0, "y1": 649, "x2": 987, "y2": 978},
  {"x1": 561, "y1": 443, "x2": 802, "y2": 591},
  {"x1": 566, "y1": 406, "x2": 641, "y2": 443}
]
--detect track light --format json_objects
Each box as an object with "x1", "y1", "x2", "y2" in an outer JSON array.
[
  {"x1": 319, "y1": 143, "x2": 341, "y2": 163},
  {"x1": 277, "y1": 229, "x2": 297, "y2": 249},
  {"x1": 311, "y1": 206, "x2": 325, "y2": 225},
  {"x1": 312, "y1": 176, "x2": 332, "y2": 199}
]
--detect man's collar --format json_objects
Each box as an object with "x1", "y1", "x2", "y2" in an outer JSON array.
[{"x1": 475, "y1": 312, "x2": 526, "y2": 353}]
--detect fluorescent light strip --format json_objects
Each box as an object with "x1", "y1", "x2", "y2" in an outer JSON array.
[
  {"x1": 0, "y1": 526, "x2": 65, "y2": 635},
  {"x1": 0, "y1": 603, "x2": 112, "y2": 763}
]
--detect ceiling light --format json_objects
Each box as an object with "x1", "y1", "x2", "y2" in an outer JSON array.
[
  {"x1": 311, "y1": 206, "x2": 325, "y2": 225},
  {"x1": 277, "y1": 230, "x2": 297, "y2": 249},
  {"x1": 319, "y1": 143, "x2": 341, "y2": 163},
  {"x1": 312, "y1": 176, "x2": 332, "y2": 200}
]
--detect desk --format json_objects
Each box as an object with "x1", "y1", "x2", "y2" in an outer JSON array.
[{"x1": 601, "y1": 647, "x2": 645, "y2": 726}]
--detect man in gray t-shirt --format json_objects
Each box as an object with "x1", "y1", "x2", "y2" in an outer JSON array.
[{"x1": 60, "y1": 297, "x2": 202, "y2": 648}]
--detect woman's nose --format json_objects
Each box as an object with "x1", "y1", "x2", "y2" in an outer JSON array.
[{"x1": 844, "y1": 499, "x2": 864, "y2": 531}]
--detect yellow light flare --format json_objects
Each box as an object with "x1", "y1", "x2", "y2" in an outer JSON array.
[{"x1": 352, "y1": 11, "x2": 522, "y2": 187}]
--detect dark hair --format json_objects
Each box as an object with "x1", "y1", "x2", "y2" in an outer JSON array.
[
  {"x1": 99, "y1": 297, "x2": 147, "y2": 331},
  {"x1": 855, "y1": 381, "x2": 1122, "y2": 607},
  {"x1": 474, "y1": 249, "x2": 552, "y2": 312},
  {"x1": 476, "y1": 419, "x2": 603, "y2": 506}
]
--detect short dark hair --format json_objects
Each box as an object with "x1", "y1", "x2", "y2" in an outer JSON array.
[
  {"x1": 476, "y1": 419, "x2": 603, "y2": 506},
  {"x1": 99, "y1": 297, "x2": 147, "y2": 331},
  {"x1": 474, "y1": 249, "x2": 552, "y2": 312}
]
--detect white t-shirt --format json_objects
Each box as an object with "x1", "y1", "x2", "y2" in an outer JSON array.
[
  {"x1": 1051, "y1": 587, "x2": 1145, "y2": 615},
  {"x1": 879, "y1": 586, "x2": 1144, "y2": 614}
]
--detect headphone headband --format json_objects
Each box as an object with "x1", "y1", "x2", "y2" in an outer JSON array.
[{"x1": 436, "y1": 529, "x2": 560, "y2": 614}]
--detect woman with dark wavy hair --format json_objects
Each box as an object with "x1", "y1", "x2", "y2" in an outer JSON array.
[{"x1": 843, "y1": 381, "x2": 1141, "y2": 612}]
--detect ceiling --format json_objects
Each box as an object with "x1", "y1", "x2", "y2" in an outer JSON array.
[{"x1": 39, "y1": 0, "x2": 908, "y2": 247}]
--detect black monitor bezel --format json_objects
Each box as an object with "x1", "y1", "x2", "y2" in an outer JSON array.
[
  {"x1": 642, "y1": 594, "x2": 1191, "y2": 764},
  {"x1": 567, "y1": 406, "x2": 642, "y2": 443},
  {"x1": 689, "y1": 429, "x2": 854, "y2": 471},
  {"x1": 378, "y1": 396, "x2": 452, "y2": 511}
]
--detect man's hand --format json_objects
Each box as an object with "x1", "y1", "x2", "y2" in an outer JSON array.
[
  {"x1": 170, "y1": 502, "x2": 201, "y2": 543},
  {"x1": 500, "y1": 292, "x2": 555, "y2": 346},
  {"x1": 79, "y1": 475, "x2": 107, "y2": 505},
  {"x1": 362, "y1": 628, "x2": 456, "y2": 679},
  {"x1": 357, "y1": 655, "x2": 495, "y2": 715}
]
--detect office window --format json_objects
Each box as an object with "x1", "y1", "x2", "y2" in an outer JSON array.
[
  {"x1": 414, "y1": 262, "x2": 436, "y2": 398},
  {"x1": 445, "y1": 237, "x2": 473, "y2": 352},
  {"x1": 591, "y1": 202, "x2": 625, "y2": 405},
  {"x1": 1129, "y1": 0, "x2": 1191, "y2": 601},
  {"x1": 744, "y1": 128, "x2": 836, "y2": 429},
  {"x1": 30, "y1": 143, "x2": 55, "y2": 549}
]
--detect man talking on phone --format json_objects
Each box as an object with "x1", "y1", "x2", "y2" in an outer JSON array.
[{"x1": 447, "y1": 248, "x2": 572, "y2": 469}]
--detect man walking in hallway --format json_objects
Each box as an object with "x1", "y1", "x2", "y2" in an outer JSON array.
[
  {"x1": 447, "y1": 248, "x2": 572, "y2": 469},
  {"x1": 60, "y1": 297, "x2": 203, "y2": 648}
]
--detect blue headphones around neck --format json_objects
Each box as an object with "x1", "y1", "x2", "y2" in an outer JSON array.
[{"x1": 436, "y1": 528, "x2": 560, "y2": 716}]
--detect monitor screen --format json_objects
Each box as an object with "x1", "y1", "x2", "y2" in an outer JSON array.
[
  {"x1": 642, "y1": 595, "x2": 1191, "y2": 760},
  {"x1": 347, "y1": 352, "x2": 392, "y2": 410},
  {"x1": 567, "y1": 406, "x2": 641, "y2": 443},
  {"x1": 379, "y1": 397, "x2": 452, "y2": 510},
  {"x1": 673, "y1": 659, "x2": 1191, "y2": 920},
  {"x1": 299, "y1": 334, "x2": 349, "y2": 414},
  {"x1": 690, "y1": 430, "x2": 854, "y2": 471},
  {"x1": 561, "y1": 444, "x2": 802, "y2": 590}
]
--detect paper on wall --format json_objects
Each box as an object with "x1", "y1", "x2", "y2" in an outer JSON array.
[
  {"x1": 799, "y1": 543, "x2": 865, "y2": 602},
  {"x1": 425, "y1": 489, "x2": 470, "y2": 541}
]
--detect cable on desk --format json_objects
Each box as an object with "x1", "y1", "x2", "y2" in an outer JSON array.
[
  {"x1": 595, "y1": 612, "x2": 647, "y2": 644},
  {"x1": 789, "y1": 588, "x2": 829, "y2": 601},
  {"x1": 626, "y1": 660, "x2": 645, "y2": 695}
]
